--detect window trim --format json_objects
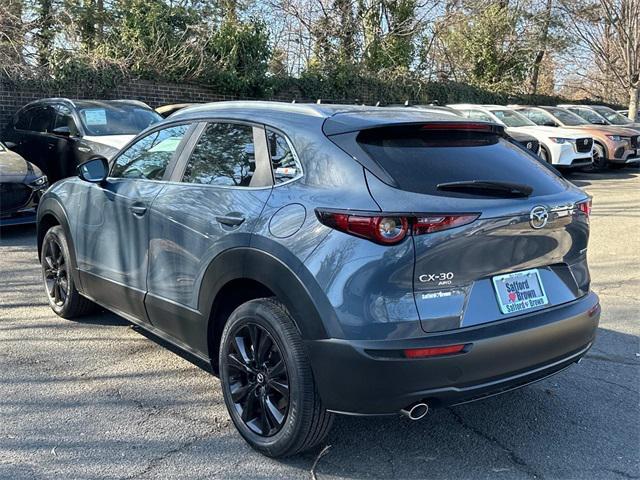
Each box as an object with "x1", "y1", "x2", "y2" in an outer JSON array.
[
  {"x1": 169, "y1": 119, "x2": 276, "y2": 190},
  {"x1": 107, "y1": 121, "x2": 197, "y2": 182}
]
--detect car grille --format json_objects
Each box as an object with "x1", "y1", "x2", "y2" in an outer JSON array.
[
  {"x1": 631, "y1": 136, "x2": 639, "y2": 149},
  {"x1": 575, "y1": 138, "x2": 593, "y2": 153},
  {"x1": 0, "y1": 183, "x2": 32, "y2": 213}
]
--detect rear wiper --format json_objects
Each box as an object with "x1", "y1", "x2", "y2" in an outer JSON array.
[{"x1": 436, "y1": 180, "x2": 533, "y2": 197}]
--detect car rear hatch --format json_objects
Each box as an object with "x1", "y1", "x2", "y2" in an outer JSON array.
[{"x1": 327, "y1": 119, "x2": 592, "y2": 333}]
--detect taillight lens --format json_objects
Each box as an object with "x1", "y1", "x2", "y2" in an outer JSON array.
[
  {"x1": 576, "y1": 199, "x2": 592, "y2": 217},
  {"x1": 413, "y1": 214, "x2": 479, "y2": 234},
  {"x1": 316, "y1": 211, "x2": 478, "y2": 245},
  {"x1": 317, "y1": 212, "x2": 409, "y2": 245}
]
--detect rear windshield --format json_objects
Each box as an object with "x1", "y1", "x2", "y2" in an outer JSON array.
[{"x1": 357, "y1": 125, "x2": 566, "y2": 197}]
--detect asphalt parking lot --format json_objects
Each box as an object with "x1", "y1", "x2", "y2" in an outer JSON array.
[{"x1": 1, "y1": 169, "x2": 638, "y2": 480}]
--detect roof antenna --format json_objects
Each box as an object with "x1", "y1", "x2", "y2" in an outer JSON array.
[
  {"x1": 316, "y1": 99, "x2": 322, "y2": 104},
  {"x1": 375, "y1": 101, "x2": 380, "y2": 107},
  {"x1": 291, "y1": 99, "x2": 296, "y2": 103},
  {"x1": 404, "y1": 100, "x2": 410, "y2": 107}
]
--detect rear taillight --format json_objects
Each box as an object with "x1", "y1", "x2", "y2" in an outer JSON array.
[
  {"x1": 316, "y1": 210, "x2": 479, "y2": 245},
  {"x1": 413, "y1": 214, "x2": 479, "y2": 234},
  {"x1": 576, "y1": 199, "x2": 592, "y2": 217}
]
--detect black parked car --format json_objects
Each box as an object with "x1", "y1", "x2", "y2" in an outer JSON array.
[
  {"x1": 2, "y1": 99, "x2": 162, "y2": 182},
  {"x1": 0, "y1": 141, "x2": 48, "y2": 226}
]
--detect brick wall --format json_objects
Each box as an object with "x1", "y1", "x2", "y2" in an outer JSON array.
[{"x1": 0, "y1": 79, "x2": 302, "y2": 131}]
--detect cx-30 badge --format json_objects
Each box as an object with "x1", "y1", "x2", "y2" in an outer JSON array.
[{"x1": 530, "y1": 206, "x2": 549, "y2": 229}]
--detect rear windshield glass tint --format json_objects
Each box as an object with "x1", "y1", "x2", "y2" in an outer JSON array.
[{"x1": 357, "y1": 125, "x2": 566, "y2": 197}]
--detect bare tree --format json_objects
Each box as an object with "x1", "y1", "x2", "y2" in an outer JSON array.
[{"x1": 559, "y1": 0, "x2": 639, "y2": 119}]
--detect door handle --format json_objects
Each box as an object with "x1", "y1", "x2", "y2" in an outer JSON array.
[
  {"x1": 130, "y1": 205, "x2": 147, "y2": 216},
  {"x1": 215, "y1": 215, "x2": 245, "y2": 227},
  {"x1": 78, "y1": 145, "x2": 92, "y2": 153}
]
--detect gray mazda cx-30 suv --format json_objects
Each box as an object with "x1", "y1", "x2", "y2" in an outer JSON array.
[{"x1": 37, "y1": 101, "x2": 600, "y2": 457}]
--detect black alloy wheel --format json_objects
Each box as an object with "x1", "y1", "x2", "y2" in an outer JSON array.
[
  {"x1": 225, "y1": 323, "x2": 290, "y2": 437},
  {"x1": 41, "y1": 225, "x2": 97, "y2": 318},
  {"x1": 43, "y1": 235, "x2": 69, "y2": 307},
  {"x1": 219, "y1": 299, "x2": 333, "y2": 457}
]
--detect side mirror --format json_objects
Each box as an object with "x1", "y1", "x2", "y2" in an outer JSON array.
[
  {"x1": 78, "y1": 156, "x2": 109, "y2": 183},
  {"x1": 52, "y1": 126, "x2": 72, "y2": 137},
  {"x1": 543, "y1": 121, "x2": 557, "y2": 127}
]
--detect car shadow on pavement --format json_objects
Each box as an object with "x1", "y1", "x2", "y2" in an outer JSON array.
[
  {"x1": 565, "y1": 167, "x2": 639, "y2": 188},
  {"x1": 279, "y1": 328, "x2": 639, "y2": 479}
]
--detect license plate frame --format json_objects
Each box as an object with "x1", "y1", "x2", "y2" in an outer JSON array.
[{"x1": 492, "y1": 269, "x2": 549, "y2": 315}]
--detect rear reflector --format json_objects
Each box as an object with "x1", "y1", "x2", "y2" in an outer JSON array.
[{"x1": 404, "y1": 344, "x2": 468, "y2": 358}]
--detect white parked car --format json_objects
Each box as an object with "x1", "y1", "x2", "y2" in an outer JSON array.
[{"x1": 448, "y1": 104, "x2": 594, "y2": 169}]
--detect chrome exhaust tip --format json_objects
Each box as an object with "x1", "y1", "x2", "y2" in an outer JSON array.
[{"x1": 400, "y1": 402, "x2": 429, "y2": 421}]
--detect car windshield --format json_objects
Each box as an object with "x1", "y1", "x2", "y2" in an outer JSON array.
[
  {"x1": 547, "y1": 108, "x2": 590, "y2": 126},
  {"x1": 591, "y1": 106, "x2": 633, "y2": 125},
  {"x1": 491, "y1": 109, "x2": 537, "y2": 127},
  {"x1": 572, "y1": 108, "x2": 606, "y2": 124},
  {"x1": 78, "y1": 104, "x2": 162, "y2": 136}
]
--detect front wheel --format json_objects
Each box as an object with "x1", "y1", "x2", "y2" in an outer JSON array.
[
  {"x1": 41, "y1": 225, "x2": 97, "y2": 318},
  {"x1": 219, "y1": 298, "x2": 333, "y2": 457},
  {"x1": 539, "y1": 145, "x2": 552, "y2": 163},
  {"x1": 589, "y1": 143, "x2": 608, "y2": 172}
]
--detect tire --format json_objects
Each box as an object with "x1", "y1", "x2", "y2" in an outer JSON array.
[
  {"x1": 539, "y1": 145, "x2": 552, "y2": 164},
  {"x1": 219, "y1": 298, "x2": 333, "y2": 457},
  {"x1": 41, "y1": 225, "x2": 97, "y2": 318},
  {"x1": 589, "y1": 143, "x2": 608, "y2": 172}
]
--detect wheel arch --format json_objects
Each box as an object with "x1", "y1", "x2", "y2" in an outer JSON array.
[
  {"x1": 36, "y1": 198, "x2": 80, "y2": 287},
  {"x1": 200, "y1": 246, "x2": 341, "y2": 371}
]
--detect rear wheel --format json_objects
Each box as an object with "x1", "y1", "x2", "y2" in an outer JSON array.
[
  {"x1": 219, "y1": 298, "x2": 333, "y2": 457},
  {"x1": 41, "y1": 226, "x2": 96, "y2": 318}
]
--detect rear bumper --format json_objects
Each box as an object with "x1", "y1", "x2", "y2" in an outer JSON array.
[{"x1": 306, "y1": 292, "x2": 600, "y2": 415}]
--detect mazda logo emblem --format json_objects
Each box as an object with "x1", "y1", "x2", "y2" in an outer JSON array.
[
  {"x1": 583, "y1": 139, "x2": 588, "y2": 145},
  {"x1": 530, "y1": 206, "x2": 549, "y2": 229},
  {"x1": 526, "y1": 142, "x2": 533, "y2": 149}
]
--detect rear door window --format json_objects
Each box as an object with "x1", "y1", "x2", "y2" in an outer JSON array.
[
  {"x1": 356, "y1": 125, "x2": 565, "y2": 197},
  {"x1": 181, "y1": 123, "x2": 272, "y2": 187}
]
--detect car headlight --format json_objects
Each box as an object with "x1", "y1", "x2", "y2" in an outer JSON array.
[
  {"x1": 549, "y1": 137, "x2": 572, "y2": 144},
  {"x1": 30, "y1": 175, "x2": 48, "y2": 188},
  {"x1": 606, "y1": 135, "x2": 623, "y2": 141}
]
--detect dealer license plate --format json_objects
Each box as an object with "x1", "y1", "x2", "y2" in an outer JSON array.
[{"x1": 492, "y1": 269, "x2": 549, "y2": 314}]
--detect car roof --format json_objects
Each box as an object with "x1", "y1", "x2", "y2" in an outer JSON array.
[
  {"x1": 19, "y1": 98, "x2": 153, "y2": 111},
  {"x1": 170, "y1": 101, "x2": 486, "y2": 135}
]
